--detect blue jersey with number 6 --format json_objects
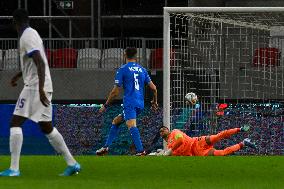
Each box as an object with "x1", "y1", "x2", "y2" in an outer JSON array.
[{"x1": 115, "y1": 62, "x2": 151, "y2": 108}]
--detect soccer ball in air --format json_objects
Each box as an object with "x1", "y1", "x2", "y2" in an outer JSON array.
[{"x1": 185, "y1": 92, "x2": 198, "y2": 105}]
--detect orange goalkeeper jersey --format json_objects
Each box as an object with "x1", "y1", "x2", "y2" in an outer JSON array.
[{"x1": 167, "y1": 129, "x2": 198, "y2": 156}]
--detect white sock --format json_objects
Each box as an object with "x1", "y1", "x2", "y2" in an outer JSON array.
[
  {"x1": 10, "y1": 127, "x2": 23, "y2": 171},
  {"x1": 46, "y1": 127, "x2": 76, "y2": 166}
]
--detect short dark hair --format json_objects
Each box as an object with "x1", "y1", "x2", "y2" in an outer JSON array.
[
  {"x1": 125, "y1": 47, "x2": 137, "y2": 59},
  {"x1": 159, "y1": 126, "x2": 169, "y2": 131},
  {"x1": 13, "y1": 9, "x2": 29, "y2": 24}
]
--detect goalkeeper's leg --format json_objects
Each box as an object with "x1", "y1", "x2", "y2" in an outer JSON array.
[
  {"x1": 208, "y1": 138, "x2": 257, "y2": 156},
  {"x1": 209, "y1": 143, "x2": 243, "y2": 156},
  {"x1": 206, "y1": 128, "x2": 240, "y2": 145},
  {"x1": 206, "y1": 125, "x2": 250, "y2": 145}
]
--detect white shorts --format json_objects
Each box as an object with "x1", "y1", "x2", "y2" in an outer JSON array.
[{"x1": 13, "y1": 88, "x2": 53, "y2": 123}]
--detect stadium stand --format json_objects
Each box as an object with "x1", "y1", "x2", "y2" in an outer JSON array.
[
  {"x1": 52, "y1": 103, "x2": 283, "y2": 155},
  {"x1": 136, "y1": 48, "x2": 151, "y2": 67},
  {"x1": 0, "y1": 49, "x2": 2, "y2": 70},
  {"x1": 53, "y1": 48, "x2": 77, "y2": 68},
  {"x1": 3, "y1": 49, "x2": 19, "y2": 70},
  {"x1": 150, "y1": 48, "x2": 163, "y2": 69},
  {"x1": 45, "y1": 49, "x2": 53, "y2": 67},
  {"x1": 253, "y1": 48, "x2": 281, "y2": 67},
  {"x1": 77, "y1": 48, "x2": 101, "y2": 69},
  {"x1": 102, "y1": 48, "x2": 124, "y2": 69},
  {"x1": 0, "y1": 103, "x2": 283, "y2": 155},
  {"x1": 149, "y1": 48, "x2": 175, "y2": 69}
]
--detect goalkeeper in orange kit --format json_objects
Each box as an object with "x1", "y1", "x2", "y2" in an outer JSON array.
[{"x1": 157, "y1": 125, "x2": 257, "y2": 156}]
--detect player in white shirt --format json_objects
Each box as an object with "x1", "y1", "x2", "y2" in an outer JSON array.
[{"x1": 0, "y1": 9, "x2": 81, "y2": 177}]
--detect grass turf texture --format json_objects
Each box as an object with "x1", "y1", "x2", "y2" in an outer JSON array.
[{"x1": 0, "y1": 156, "x2": 283, "y2": 189}]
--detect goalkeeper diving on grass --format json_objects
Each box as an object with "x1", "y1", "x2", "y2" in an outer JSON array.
[{"x1": 154, "y1": 125, "x2": 257, "y2": 156}]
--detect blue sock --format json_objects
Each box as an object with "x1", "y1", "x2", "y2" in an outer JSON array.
[
  {"x1": 104, "y1": 124, "x2": 119, "y2": 147},
  {"x1": 129, "y1": 127, "x2": 144, "y2": 153}
]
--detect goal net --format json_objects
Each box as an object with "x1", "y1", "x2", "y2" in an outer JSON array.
[{"x1": 163, "y1": 8, "x2": 284, "y2": 138}]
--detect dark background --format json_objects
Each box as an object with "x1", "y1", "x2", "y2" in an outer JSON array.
[{"x1": 0, "y1": 0, "x2": 230, "y2": 38}]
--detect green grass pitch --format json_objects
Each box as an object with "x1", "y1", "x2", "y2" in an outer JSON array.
[{"x1": 0, "y1": 155, "x2": 283, "y2": 189}]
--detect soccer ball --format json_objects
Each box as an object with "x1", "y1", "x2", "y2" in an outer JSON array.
[{"x1": 185, "y1": 92, "x2": 198, "y2": 105}]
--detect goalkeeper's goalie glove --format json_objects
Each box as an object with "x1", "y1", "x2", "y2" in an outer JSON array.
[
  {"x1": 155, "y1": 149, "x2": 165, "y2": 156},
  {"x1": 148, "y1": 149, "x2": 173, "y2": 156},
  {"x1": 162, "y1": 149, "x2": 172, "y2": 156}
]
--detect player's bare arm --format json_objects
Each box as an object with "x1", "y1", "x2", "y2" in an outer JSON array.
[
  {"x1": 148, "y1": 81, "x2": 158, "y2": 111},
  {"x1": 99, "y1": 85, "x2": 121, "y2": 113},
  {"x1": 31, "y1": 51, "x2": 50, "y2": 107},
  {"x1": 10, "y1": 72, "x2": 22, "y2": 87}
]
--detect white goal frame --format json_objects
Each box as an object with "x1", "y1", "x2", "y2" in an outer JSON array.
[{"x1": 163, "y1": 7, "x2": 284, "y2": 130}]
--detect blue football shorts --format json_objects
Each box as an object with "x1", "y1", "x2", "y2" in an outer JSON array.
[{"x1": 121, "y1": 105, "x2": 143, "y2": 121}]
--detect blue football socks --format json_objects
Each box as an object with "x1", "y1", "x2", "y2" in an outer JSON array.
[
  {"x1": 129, "y1": 127, "x2": 144, "y2": 153},
  {"x1": 104, "y1": 124, "x2": 119, "y2": 147}
]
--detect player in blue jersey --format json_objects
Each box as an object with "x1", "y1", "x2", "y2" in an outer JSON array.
[{"x1": 96, "y1": 47, "x2": 158, "y2": 156}]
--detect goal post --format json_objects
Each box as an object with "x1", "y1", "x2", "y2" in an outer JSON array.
[
  {"x1": 163, "y1": 7, "x2": 284, "y2": 132},
  {"x1": 163, "y1": 9, "x2": 171, "y2": 131}
]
